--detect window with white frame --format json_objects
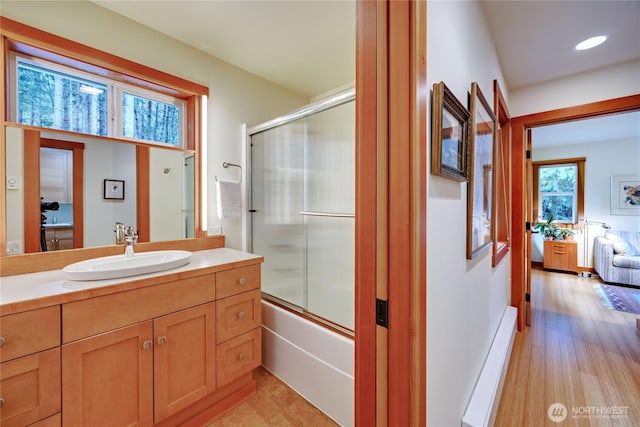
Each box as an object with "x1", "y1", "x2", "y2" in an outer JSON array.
[{"x1": 10, "y1": 55, "x2": 185, "y2": 147}]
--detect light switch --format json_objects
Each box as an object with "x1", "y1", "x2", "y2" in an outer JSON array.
[{"x1": 6, "y1": 175, "x2": 19, "y2": 189}]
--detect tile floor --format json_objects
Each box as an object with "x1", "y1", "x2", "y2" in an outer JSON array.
[{"x1": 208, "y1": 367, "x2": 338, "y2": 426}]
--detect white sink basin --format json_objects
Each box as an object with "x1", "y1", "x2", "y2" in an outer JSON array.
[{"x1": 63, "y1": 250, "x2": 192, "y2": 281}]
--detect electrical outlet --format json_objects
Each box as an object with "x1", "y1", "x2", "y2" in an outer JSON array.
[
  {"x1": 207, "y1": 226, "x2": 222, "y2": 236},
  {"x1": 6, "y1": 240, "x2": 21, "y2": 255}
]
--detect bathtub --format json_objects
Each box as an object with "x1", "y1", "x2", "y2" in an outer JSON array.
[{"x1": 261, "y1": 300, "x2": 355, "y2": 426}]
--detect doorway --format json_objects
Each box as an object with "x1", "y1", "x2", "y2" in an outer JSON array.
[{"x1": 510, "y1": 94, "x2": 640, "y2": 330}]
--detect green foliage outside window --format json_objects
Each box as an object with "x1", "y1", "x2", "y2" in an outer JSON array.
[{"x1": 539, "y1": 164, "x2": 577, "y2": 223}]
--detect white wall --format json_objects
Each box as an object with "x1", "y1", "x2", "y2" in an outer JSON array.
[
  {"x1": 509, "y1": 59, "x2": 640, "y2": 117},
  {"x1": 532, "y1": 138, "x2": 640, "y2": 265},
  {"x1": 5, "y1": 127, "x2": 24, "y2": 254},
  {"x1": 427, "y1": 1, "x2": 511, "y2": 426},
  {"x1": 83, "y1": 141, "x2": 137, "y2": 247},
  {"x1": 0, "y1": 0, "x2": 309, "y2": 250},
  {"x1": 149, "y1": 149, "x2": 184, "y2": 242}
]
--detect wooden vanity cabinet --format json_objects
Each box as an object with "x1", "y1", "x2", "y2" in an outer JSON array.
[
  {"x1": 62, "y1": 303, "x2": 216, "y2": 426},
  {"x1": 0, "y1": 306, "x2": 61, "y2": 427},
  {"x1": 60, "y1": 264, "x2": 261, "y2": 426}
]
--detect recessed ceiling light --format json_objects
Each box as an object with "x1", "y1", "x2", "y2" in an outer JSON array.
[{"x1": 575, "y1": 35, "x2": 608, "y2": 51}]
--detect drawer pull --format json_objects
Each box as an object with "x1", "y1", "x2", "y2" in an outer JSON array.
[
  {"x1": 142, "y1": 340, "x2": 153, "y2": 350},
  {"x1": 0, "y1": 336, "x2": 5, "y2": 347},
  {"x1": 554, "y1": 251, "x2": 566, "y2": 254},
  {"x1": 0, "y1": 397, "x2": 4, "y2": 408},
  {"x1": 238, "y1": 277, "x2": 247, "y2": 285},
  {"x1": 238, "y1": 311, "x2": 246, "y2": 319},
  {"x1": 157, "y1": 336, "x2": 168, "y2": 345},
  {"x1": 238, "y1": 353, "x2": 247, "y2": 361}
]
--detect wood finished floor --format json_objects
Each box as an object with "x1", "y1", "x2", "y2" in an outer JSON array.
[
  {"x1": 495, "y1": 269, "x2": 640, "y2": 426},
  {"x1": 207, "y1": 367, "x2": 338, "y2": 427}
]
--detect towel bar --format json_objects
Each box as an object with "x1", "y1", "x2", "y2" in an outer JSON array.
[{"x1": 216, "y1": 161, "x2": 242, "y2": 183}]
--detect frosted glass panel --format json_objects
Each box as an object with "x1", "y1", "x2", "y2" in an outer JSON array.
[
  {"x1": 251, "y1": 120, "x2": 306, "y2": 307},
  {"x1": 306, "y1": 216, "x2": 355, "y2": 329},
  {"x1": 250, "y1": 98, "x2": 355, "y2": 330},
  {"x1": 306, "y1": 102, "x2": 355, "y2": 214}
]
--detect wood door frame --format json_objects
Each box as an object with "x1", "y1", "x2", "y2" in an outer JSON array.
[
  {"x1": 355, "y1": 1, "x2": 426, "y2": 425},
  {"x1": 510, "y1": 94, "x2": 640, "y2": 330},
  {"x1": 40, "y1": 138, "x2": 85, "y2": 249}
]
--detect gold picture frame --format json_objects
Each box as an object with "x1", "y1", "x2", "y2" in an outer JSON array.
[
  {"x1": 431, "y1": 81, "x2": 470, "y2": 182},
  {"x1": 467, "y1": 82, "x2": 496, "y2": 259}
]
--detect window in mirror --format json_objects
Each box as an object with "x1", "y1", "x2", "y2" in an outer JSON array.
[
  {"x1": 121, "y1": 92, "x2": 182, "y2": 146},
  {"x1": 11, "y1": 54, "x2": 186, "y2": 148},
  {"x1": 17, "y1": 58, "x2": 108, "y2": 136}
]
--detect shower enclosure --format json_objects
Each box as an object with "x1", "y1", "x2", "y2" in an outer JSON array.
[{"x1": 248, "y1": 89, "x2": 355, "y2": 330}]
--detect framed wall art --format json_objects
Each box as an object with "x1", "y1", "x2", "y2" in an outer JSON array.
[
  {"x1": 466, "y1": 82, "x2": 496, "y2": 259},
  {"x1": 431, "y1": 81, "x2": 470, "y2": 182},
  {"x1": 103, "y1": 179, "x2": 125, "y2": 200},
  {"x1": 610, "y1": 175, "x2": 640, "y2": 215}
]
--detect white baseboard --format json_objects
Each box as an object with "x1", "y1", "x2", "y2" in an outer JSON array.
[{"x1": 462, "y1": 306, "x2": 518, "y2": 427}]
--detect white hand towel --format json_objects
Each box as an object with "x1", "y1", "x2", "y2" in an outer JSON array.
[{"x1": 216, "y1": 179, "x2": 241, "y2": 219}]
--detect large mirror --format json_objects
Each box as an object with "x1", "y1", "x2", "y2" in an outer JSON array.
[{"x1": 4, "y1": 124, "x2": 195, "y2": 255}]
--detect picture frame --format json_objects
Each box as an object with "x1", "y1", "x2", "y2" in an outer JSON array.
[
  {"x1": 466, "y1": 82, "x2": 496, "y2": 259},
  {"x1": 103, "y1": 179, "x2": 125, "y2": 200},
  {"x1": 610, "y1": 175, "x2": 640, "y2": 215},
  {"x1": 431, "y1": 81, "x2": 470, "y2": 182}
]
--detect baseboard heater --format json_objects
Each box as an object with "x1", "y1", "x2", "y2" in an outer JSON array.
[{"x1": 462, "y1": 306, "x2": 517, "y2": 427}]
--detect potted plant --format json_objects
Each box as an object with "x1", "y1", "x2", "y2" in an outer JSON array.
[
  {"x1": 533, "y1": 215, "x2": 558, "y2": 240},
  {"x1": 555, "y1": 227, "x2": 576, "y2": 241}
]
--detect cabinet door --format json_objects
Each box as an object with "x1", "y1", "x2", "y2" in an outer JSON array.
[
  {"x1": 62, "y1": 322, "x2": 153, "y2": 427},
  {"x1": 153, "y1": 303, "x2": 216, "y2": 422},
  {"x1": 0, "y1": 348, "x2": 60, "y2": 427}
]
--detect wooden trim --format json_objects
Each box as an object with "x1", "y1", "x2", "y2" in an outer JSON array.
[
  {"x1": 492, "y1": 80, "x2": 511, "y2": 267},
  {"x1": 40, "y1": 139, "x2": 85, "y2": 250},
  {"x1": 532, "y1": 157, "x2": 585, "y2": 224},
  {"x1": 0, "y1": 17, "x2": 208, "y2": 97},
  {"x1": 137, "y1": 146, "x2": 151, "y2": 243},
  {"x1": 410, "y1": 1, "x2": 427, "y2": 425},
  {"x1": 24, "y1": 129, "x2": 41, "y2": 253},
  {"x1": 510, "y1": 94, "x2": 640, "y2": 330},
  {"x1": 355, "y1": 0, "x2": 380, "y2": 424}
]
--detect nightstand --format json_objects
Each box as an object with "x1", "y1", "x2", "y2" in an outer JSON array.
[{"x1": 543, "y1": 240, "x2": 577, "y2": 273}]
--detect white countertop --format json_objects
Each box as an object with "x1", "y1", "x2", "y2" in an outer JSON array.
[
  {"x1": 0, "y1": 248, "x2": 262, "y2": 311},
  {"x1": 42, "y1": 223, "x2": 73, "y2": 229}
]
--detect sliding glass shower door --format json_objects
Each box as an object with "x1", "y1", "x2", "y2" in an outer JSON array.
[{"x1": 250, "y1": 96, "x2": 355, "y2": 330}]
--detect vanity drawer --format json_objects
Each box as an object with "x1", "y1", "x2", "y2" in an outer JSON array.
[
  {"x1": 0, "y1": 306, "x2": 60, "y2": 363},
  {"x1": 62, "y1": 274, "x2": 215, "y2": 343},
  {"x1": 0, "y1": 348, "x2": 61, "y2": 427},
  {"x1": 216, "y1": 328, "x2": 261, "y2": 387},
  {"x1": 216, "y1": 264, "x2": 260, "y2": 299},
  {"x1": 215, "y1": 289, "x2": 261, "y2": 343}
]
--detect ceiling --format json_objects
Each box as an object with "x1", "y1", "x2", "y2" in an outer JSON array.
[
  {"x1": 532, "y1": 111, "x2": 640, "y2": 149},
  {"x1": 91, "y1": 0, "x2": 640, "y2": 97},
  {"x1": 91, "y1": 0, "x2": 639, "y2": 145}
]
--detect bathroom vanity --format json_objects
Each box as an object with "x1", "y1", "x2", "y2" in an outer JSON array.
[{"x1": 0, "y1": 246, "x2": 263, "y2": 427}]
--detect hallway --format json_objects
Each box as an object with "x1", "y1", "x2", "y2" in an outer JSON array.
[{"x1": 495, "y1": 269, "x2": 640, "y2": 426}]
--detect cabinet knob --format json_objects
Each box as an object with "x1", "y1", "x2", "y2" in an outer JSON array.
[
  {"x1": 238, "y1": 353, "x2": 247, "y2": 361},
  {"x1": 0, "y1": 397, "x2": 4, "y2": 408},
  {"x1": 157, "y1": 336, "x2": 168, "y2": 345},
  {"x1": 0, "y1": 336, "x2": 5, "y2": 347},
  {"x1": 238, "y1": 277, "x2": 247, "y2": 285},
  {"x1": 238, "y1": 311, "x2": 246, "y2": 319},
  {"x1": 142, "y1": 340, "x2": 153, "y2": 350}
]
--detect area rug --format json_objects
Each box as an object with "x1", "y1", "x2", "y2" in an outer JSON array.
[{"x1": 592, "y1": 283, "x2": 640, "y2": 315}]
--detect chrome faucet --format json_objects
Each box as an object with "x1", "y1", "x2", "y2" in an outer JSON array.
[{"x1": 123, "y1": 225, "x2": 138, "y2": 258}]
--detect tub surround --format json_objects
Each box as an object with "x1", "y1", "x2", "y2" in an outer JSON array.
[{"x1": 0, "y1": 246, "x2": 264, "y2": 426}]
